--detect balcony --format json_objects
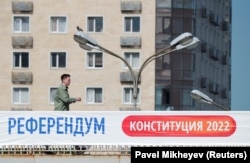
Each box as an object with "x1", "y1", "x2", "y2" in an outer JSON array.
[
  {"x1": 120, "y1": 1, "x2": 141, "y2": 13},
  {"x1": 12, "y1": 1, "x2": 33, "y2": 14},
  {"x1": 12, "y1": 36, "x2": 33, "y2": 49},
  {"x1": 12, "y1": 71, "x2": 33, "y2": 84}
]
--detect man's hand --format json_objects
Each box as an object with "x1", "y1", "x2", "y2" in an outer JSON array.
[{"x1": 76, "y1": 97, "x2": 81, "y2": 102}]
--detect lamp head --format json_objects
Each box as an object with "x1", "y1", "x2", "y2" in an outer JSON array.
[
  {"x1": 190, "y1": 89, "x2": 213, "y2": 104},
  {"x1": 170, "y1": 32, "x2": 193, "y2": 46},
  {"x1": 73, "y1": 27, "x2": 98, "y2": 50},
  {"x1": 176, "y1": 37, "x2": 200, "y2": 50},
  {"x1": 170, "y1": 32, "x2": 200, "y2": 50},
  {"x1": 79, "y1": 43, "x2": 93, "y2": 51}
]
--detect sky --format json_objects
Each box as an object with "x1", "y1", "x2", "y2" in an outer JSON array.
[{"x1": 231, "y1": 0, "x2": 250, "y2": 111}]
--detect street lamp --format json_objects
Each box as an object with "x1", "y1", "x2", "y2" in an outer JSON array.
[
  {"x1": 190, "y1": 89, "x2": 229, "y2": 111},
  {"x1": 74, "y1": 26, "x2": 200, "y2": 110}
]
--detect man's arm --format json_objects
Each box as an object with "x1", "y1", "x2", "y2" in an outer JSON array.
[{"x1": 57, "y1": 88, "x2": 77, "y2": 104}]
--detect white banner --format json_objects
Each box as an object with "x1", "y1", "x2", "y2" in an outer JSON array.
[{"x1": 0, "y1": 111, "x2": 249, "y2": 146}]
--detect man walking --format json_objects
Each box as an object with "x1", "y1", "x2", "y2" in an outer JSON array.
[
  {"x1": 54, "y1": 73, "x2": 81, "y2": 111},
  {"x1": 45, "y1": 74, "x2": 84, "y2": 155},
  {"x1": 54, "y1": 74, "x2": 86, "y2": 154}
]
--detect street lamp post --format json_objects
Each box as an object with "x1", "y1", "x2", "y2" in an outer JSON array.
[
  {"x1": 190, "y1": 89, "x2": 229, "y2": 111},
  {"x1": 74, "y1": 26, "x2": 200, "y2": 110}
]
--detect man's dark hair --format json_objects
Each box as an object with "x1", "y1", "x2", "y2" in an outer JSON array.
[{"x1": 61, "y1": 74, "x2": 70, "y2": 81}]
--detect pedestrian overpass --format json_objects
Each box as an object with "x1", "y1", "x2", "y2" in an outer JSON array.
[
  {"x1": 0, "y1": 145, "x2": 131, "y2": 163},
  {"x1": 1, "y1": 111, "x2": 249, "y2": 162}
]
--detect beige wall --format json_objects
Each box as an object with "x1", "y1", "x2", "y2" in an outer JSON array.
[{"x1": 0, "y1": 0, "x2": 156, "y2": 111}]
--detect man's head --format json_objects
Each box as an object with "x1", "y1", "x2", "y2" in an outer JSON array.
[{"x1": 61, "y1": 74, "x2": 71, "y2": 87}]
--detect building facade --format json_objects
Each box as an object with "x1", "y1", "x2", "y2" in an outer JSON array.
[
  {"x1": 155, "y1": 0, "x2": 231, "y2": 111},
  {"x1": 0, "y1": 0, "x2": 231, "y2": 111}
]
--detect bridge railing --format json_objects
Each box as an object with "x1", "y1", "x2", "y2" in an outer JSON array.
[{"x1": 0, "y1": 145, "x2": 131, "y2": 155}]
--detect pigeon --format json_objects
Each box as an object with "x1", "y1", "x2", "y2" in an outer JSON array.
[{"x1": 77, "y1": 26, "x2": 83, "y2": 31}]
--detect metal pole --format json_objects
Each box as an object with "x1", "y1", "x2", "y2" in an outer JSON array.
[
  {"x1": 96, "y1": 44, "x2": 178, "y2": 110},
  {"x1": 74, "y1": 30, "x2": 200, "y2": 111},
  {"x1": 96, "y1": 45, "x2": 138, "y2": 110}
]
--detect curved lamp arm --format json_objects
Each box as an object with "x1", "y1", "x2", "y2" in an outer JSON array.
[
  {"x1": 74, "y1": 27, "x2": 201, "y2": 110},
  {"x1": 137, "y1": 36, "x2": 200, "y2": 92}
]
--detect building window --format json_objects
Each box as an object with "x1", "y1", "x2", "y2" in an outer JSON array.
[
  {"x1": 13, "y1": 52, "x2": 29, "y2": 68},
  {"x1": 156, "y1": 0, "x2": 172, "y2": 8},
  {"x1": 13, "y1": 87, "x2": 29, "y2": 104},
  {"x1": 172, "y1": 18, "x2": 183, "y2": 34},
  {"x1": 49, "y1": 87, "x2": 58, "y2": 104},
  {"x1": 183, "y1": 89, "x2": 193, "y2": 106},
  {"x1": 156, "y1": 17, "x2": 171, "y2": 34},
  {"x1": 87, "y1": 17, "x2": 103, "y2": 32},
  {"x1": 124, "y1": 16, "x2": 140, "y2": 32},
  {"x1": 173, "y1": 0, "x2": 194, "y2": 9},
  {"x1": 50, "y1": 52, "x2": 66, "y2": 68},
  {"x1": 183, "y1": 0, "x2": 194, "y2": 9},
  {"x1": 124, "y1": 52, "x2": 140, "y2": 69},
  {"x1": 50, "y1": 16, "x2": 67, "y2": 33},
  {"x1": 156, "y1": 88, "x2": 170, "y2": 106},
  {"x1": 87, "y1": 52, "x2": 103, "y2": 68},
  {"x1": 123, "y1": 87, "x2": 140, "y2": 104},
  {"x1": 173, "y1": 0, "x2": 183, "y2": 8},
  {"x1": 86, "y1": 87, "x2": 103, "y2": 104},
  {"x1": 155, "y1": 87, "x2": 171, "y2": 110},
  {"x1": 13, "y1": 16, "x2": 30, "y2": 32}
]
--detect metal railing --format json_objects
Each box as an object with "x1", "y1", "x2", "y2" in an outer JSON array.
[
  {"x1": 0, "y1": 145, "x2": 131, "y2": 155},
  {"x1": 2, "y1": 144, "x2": 248, "y2": 156}
]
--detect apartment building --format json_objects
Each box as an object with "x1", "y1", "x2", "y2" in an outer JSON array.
[
  {"x1": 0, "y1": 0, "x2": 231, "y2": 111},
  {"x1": 155, "y1": 0, "x2": 231, "y2": 111}
]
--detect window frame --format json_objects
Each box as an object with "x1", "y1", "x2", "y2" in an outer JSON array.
[
  {"x1": 87, "y1": 16, "x2": 104, "y2": 33},
  {"x1": 183, "y1": 89, "x2": 194, "y2": 106},
  {"x1": 122, "y1": 86, "x2": 140, "y2": 104},
  {"x1": 50, "y1": 16, "x2": 67, "y2": 33},
  {"x1": 12, "y1": 87, "x2": 30, "y2": 104},
  {"x1": 13, "y1": 15, "x2": 30, "y2": 33},
  {"x1": 124, "y1": 16, "x2": 141, "y2": 33},
  {"x1": 49, "y1": 87, "x2": 58, "y2": 104},
  {"x1": 13, "y1": 51, "x2": 30, "y2": 69},
  {"x1": 50, "y1": 51, "x2": 67, "y2": 69},
  {"x1": 86, "y1": 87, "x2": 103, "y2": 104},
  {"x1": 123, "y1": 51, "x2": 140, "y2": 69},
  {"x1": 156, "y1": 17, "x2": 171, "y2": 34},
  {"x1": 156, "y1": 0, "x2": 172, "y2": 8},
  {"x1": 86, "y1": 51, "x2": 103, "y2": 69},
  {"x1": 172, "y1": 0, "x2": 194, "y2": 9}
]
